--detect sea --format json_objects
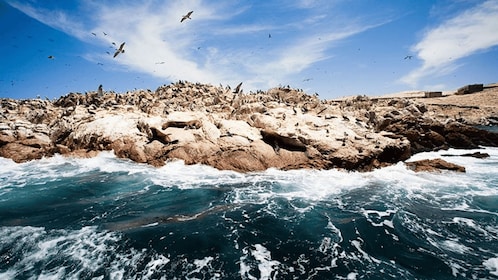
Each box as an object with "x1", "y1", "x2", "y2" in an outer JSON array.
[{"x1": 1, "y1": 147, "x2": 497, "y2": 280}]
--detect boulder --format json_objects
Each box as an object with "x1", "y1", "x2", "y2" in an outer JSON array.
[{"x1": 405, "y1": 158, "x2": 465, "y2": 173}]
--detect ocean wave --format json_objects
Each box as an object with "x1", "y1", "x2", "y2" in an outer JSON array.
[{"x1": 1, "y1": 148, "x2": 497, "y2": 278}]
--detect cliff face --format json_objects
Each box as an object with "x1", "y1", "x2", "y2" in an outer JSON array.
[{"x1": 1, "y1": 81, "x2": 496, "y2": 172}]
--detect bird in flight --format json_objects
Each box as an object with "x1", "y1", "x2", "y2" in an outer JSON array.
[
  {"x1": 234, "y1": 82, "x2": 243, "y2": 93},
  {"x1": 404, "y1": 55, "x2": 413, "y2": 60},
  {"x1": 47, "y1": 55, "x2": 54, "y2": 59},
  {"x1": 113, "y1": 42, "x2": 125, "y2": 58},
  {"x1": 181, "y1": 11, "x2": 193, "y2": 22}
]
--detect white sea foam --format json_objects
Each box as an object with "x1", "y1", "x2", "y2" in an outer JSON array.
[
  {"x1": 483, "y1": 257, "x2": 498, "y2": 276},
  {"x1": 350, "y1": 239, "x2": 381, "y2": 264},
  {"x1": 186, "y1": 256, "x2": 218, "y2": 279},
  {"x1": 407, "y1": 147, "x2": 498, "y2": 174},
  {"x1": 2, "y1": 147, "x2": 497, "y2": 192},
  {"x1": 451, "y1": 217, "x2": 490, "y2": 236},
  {"x1": 1, "y1": 147, "x2": 496, "y2": 279},
  {"x1": 240, "y1": 244, "x2": 281, "y2": 280},
  {"x1": 347, "y1": 272, "x2": 358, "y2": 280},
  {"x1": 440, "y1": 240, "x2": 471, "y2": 254},
  {"x1": 143, "y1": 254, "x2": 170, "y2": 279},
  {"x1": 0, "y1": 225, "x2": 174, "y2": 279}
]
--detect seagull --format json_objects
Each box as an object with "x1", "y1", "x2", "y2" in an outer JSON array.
[
  {"x1": 404, "y1": 55, "x2": 413, "y2": 60},
  {"x1": 181, "y1": 11, "x2": 193, "y2": 22},
  {"x1": 113, "y1": 42, "x2": 125, "y2": 58},
  {"x1": 234, "y1": 82, "x2": 243, "y2": 93}
]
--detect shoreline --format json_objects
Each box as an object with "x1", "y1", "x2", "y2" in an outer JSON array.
[{"x1": 1, "y1": 81, "x2": 497, "y2": 172}]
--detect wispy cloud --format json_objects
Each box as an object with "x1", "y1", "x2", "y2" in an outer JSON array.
[
  {"x1": 7, "y1": 0, "x2": 389, "y2": 91},
  {"x1": 401, "y1": 0, "x2": 498, "y2": 87}
]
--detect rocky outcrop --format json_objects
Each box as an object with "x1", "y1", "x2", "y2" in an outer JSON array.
[
  {"x1": 406, "y1": 159, "x2": 466, "y2": 173},
  {"x1": 376, "y1": 116, "x2": 498, "y2": 154},
  {"x1": 441, "y1": 151, "x2": 490, "y2": 159},
  {"x1": 1, "y1": 81, "x2": 497, "y2": 172}
]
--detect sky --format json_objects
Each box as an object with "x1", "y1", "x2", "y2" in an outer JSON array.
[{"x1": 1, "y1": 0, "x2": 497, "y2": 100}]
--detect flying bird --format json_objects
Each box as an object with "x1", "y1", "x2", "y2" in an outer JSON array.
[
  {"x1": 181, "y1": 11, "x2": 193, "y2": 22},
  {"x1": 234, "y1": 82, "x2": 243, "y2": 94},
  {"x1": 404, "y1": 55, "x2": 413, "y2": 60},
  {"x1": 91, "y1": 32, "x2": 97, "y2": 36},
  {"x1": 103, "y1": 32, "x2": 107, "y2": 36},
  {"x1": 113, "y1": 42, "x2": 125, "y2": 58},
  {"x1": 47, "y1": 55, "x2": 54, "y2": 59}
]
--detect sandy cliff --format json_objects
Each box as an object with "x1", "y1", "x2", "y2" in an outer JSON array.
[{"x1": 1, "y1": 81, "x2": 497, "y2": 172}]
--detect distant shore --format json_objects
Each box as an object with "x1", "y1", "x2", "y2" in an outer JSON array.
[{"x1": 1, "y1": 81, "x2": 497, "y2": 172}]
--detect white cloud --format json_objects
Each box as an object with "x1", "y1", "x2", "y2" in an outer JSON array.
[
  {"x1": 7, "y1": 0, "x2": 388, "y2": 92},
  {"x1": 401, "y1": 0, "x2": 498, "y2": 87}
]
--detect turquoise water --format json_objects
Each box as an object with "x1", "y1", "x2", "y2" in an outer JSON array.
[{"x1": 1, "y1": 148, "x2": 498, "y2": 279}]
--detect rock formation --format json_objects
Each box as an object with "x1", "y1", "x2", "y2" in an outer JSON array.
[
  {"x1": 1, "y1": 81, "x2": 497, "y2": 172},
  {"x1": 405, "y1": 158, "x2": 466, "y2": 173}
]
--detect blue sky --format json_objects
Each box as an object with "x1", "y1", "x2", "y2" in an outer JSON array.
[{"x1": 1, "y1": 0, "x2": 497, "y2": 100}]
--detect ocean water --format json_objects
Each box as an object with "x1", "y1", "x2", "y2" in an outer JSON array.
[{"x1": 0, "y1": 148, "x2": 497, "y2": 280}]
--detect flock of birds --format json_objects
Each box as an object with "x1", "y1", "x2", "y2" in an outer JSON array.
[
  {"x1": 111, "y1": 11, "x2": 193, "y2": 59},
  {"x1": 46, "y1": 11, "x2": 194, "y2": 61},
  {"x1": 45, "y1": 7, "x2": 415, "y2": 66},
  {"x1": 34, "y1": 9, "x2": 417, "y2": 98}
]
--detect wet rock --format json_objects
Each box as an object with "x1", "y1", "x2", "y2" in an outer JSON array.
[
  {"x1": 111, "y1": 138, "x2": 147, "y2": 163},
  {"x1": 442, "y1": 152, "x2": 490, "y2": 159},
  {"x1": 405, "y1": 158, "x2": 466, "y2": 173}
]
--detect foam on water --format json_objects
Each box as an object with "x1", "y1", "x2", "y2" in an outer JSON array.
[
  {"x1": 3, "y1": 147, "x2": 496, "y2": 198},
  {"x1": 483, "y1": 257, "x2": 498, "y2": 276},
  {"x1": 239, "y1": 244, "x2": 281, "y2": 280},
  {"x1": 0, "y1": 225, "x2": 231, "y2": 279},
  {"x1": 1, "y1": 147, "x2": 497, "y2": 279}
]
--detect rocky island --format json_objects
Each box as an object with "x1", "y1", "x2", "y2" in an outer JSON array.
[{"x1": 1, "y1": 81, "x2": 497, "y2": 172}]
